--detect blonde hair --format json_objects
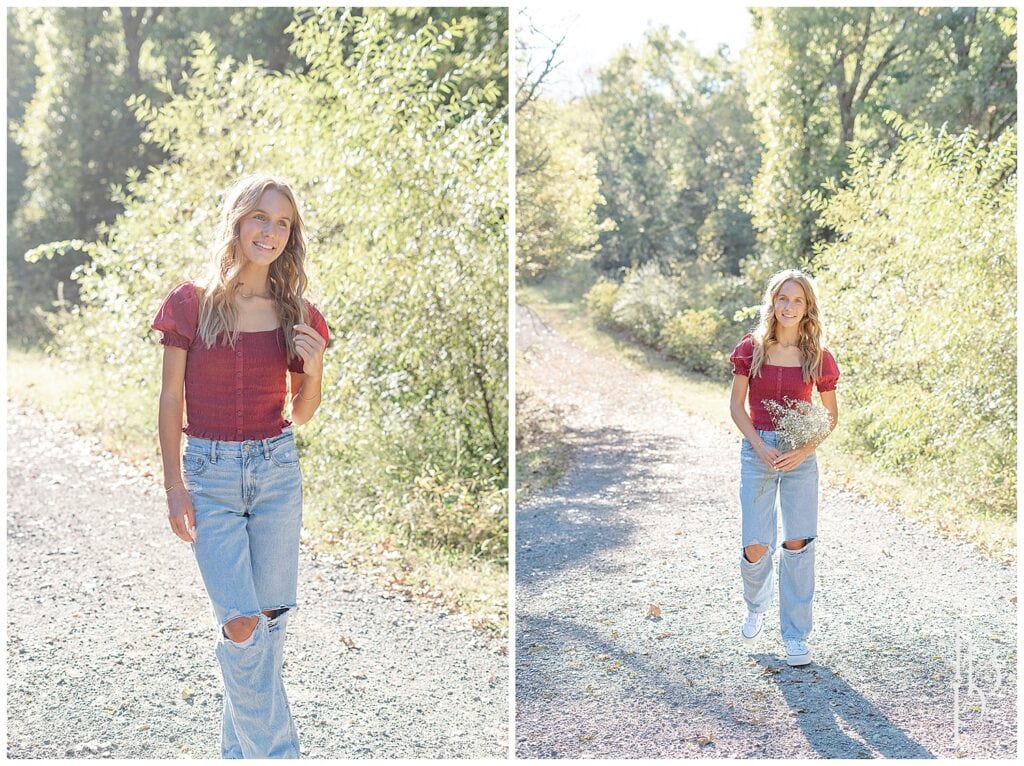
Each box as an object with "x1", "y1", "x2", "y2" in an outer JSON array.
[
  {"x1": 196, "y1": 174, "x2": 309, "y2": 360},
  {"x1": 749, "y1": 269, "x2": 824, "y2": 383}
]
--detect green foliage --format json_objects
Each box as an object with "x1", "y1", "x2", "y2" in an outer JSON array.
[
  {"x1": 516, "y1": 98, "x2": 607, "y2": 281},
  {"x1": 7, "y1": 7, "x2": 307, "y2": 345},
  {"x1": 660, "y1": 308, "x2": 730, "y2": 376},
  {"x1": 46, "y1": 8, "x2": 508, "y2": 559},
  {"x1": 587, "y1": 27, "x2": 759, "y2": 274},
  {"x1": 583, "y1": 280, "x2": 619, "y2": 328},
  {"x1": 814, "y1": 122, "x2": 1016, "y2": 518},
  {"x1": 584, "y1": 261, "x2": 754, "y2": 376},
  {"x1": 745, "y1": 7, "x2": 1017, "y2": 272},
  {"x1": 610, "y1": 262, "x2": 685, "y2": 345}
]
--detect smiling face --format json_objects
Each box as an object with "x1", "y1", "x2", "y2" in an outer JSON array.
[
  {"x1": 237, "y1": 188, "x2": 294, "y2": 268},
  {"x1": 773, "y1": 279, "x2": 807, "y2": 331}
]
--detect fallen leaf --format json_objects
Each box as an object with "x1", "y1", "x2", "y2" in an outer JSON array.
[
  {"x1": 340, "y1": 636, "x2": 357, "y2": 650},
  {"x1": 656, "y1": 631, "x2": 673, "y2": 640},
  {"x1": 761, "y1": 665, "x2": 784, "y2": 675},
  {"x1": 696, "y1": 731, "x2": 716, "y2": 746},
  {"x1": 647, "y1": 604, "x2": 662, "y2": 619},
  {"x1": 180, "y1": 686, "x2": 193, "y2": 701}
]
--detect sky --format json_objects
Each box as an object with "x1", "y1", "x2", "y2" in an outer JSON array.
[{"x1": 518, "y1": 2, "x2": 755, "y2": 100}]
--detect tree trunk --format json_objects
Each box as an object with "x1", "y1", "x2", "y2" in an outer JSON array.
[{"x1": 119, "y1": 7, "x2": 159, "y2": 93}]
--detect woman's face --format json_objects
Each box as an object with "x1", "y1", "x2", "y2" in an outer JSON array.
[
  {"x1": 773, "y1": 279, "x2": 807, "y2": 331},
  {"x1": 237, "y1": 188, "x2": 294, "y2": 268}
]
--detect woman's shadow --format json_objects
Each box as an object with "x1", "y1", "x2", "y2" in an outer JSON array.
[{"x1": 751, "y1": 654, "x2": 934, "y2": 758}]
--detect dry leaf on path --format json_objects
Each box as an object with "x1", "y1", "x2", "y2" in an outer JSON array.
[
  {"x1": 656, "y1": 631, "x2": 672, "y2": 640},
  {"x1": 647, "y1": 604, "x2": 662, "y2": 619},
  {"x1": 696, "y1": 731, "x2": 716, "y2": 746}
]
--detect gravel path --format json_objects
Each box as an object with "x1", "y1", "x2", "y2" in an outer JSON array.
[
  {"x1": 515, "y1": 303, "x2": 1016, "y2": 759},
  {"x1": 6, "y1": 401, "x2": 507, "y2": 759}
]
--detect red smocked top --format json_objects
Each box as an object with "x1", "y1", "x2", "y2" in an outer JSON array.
[
  {"x1": 151, "y1": 281, "x2": 331, "y2": 441},
  {"x1": 730, "y1": 335, "x2": 839, "y2": 431}
]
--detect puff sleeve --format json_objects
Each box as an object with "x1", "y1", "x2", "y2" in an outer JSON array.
[
  {"x1": 729, "y1": 335, "x2": 754, "y2": 377},
  {"x1": 151, "y1": 282, "x2": 198, "y2": 350},
  {"x1": 289, "y1": 302, "x2": 332, "y2": 374},
  {"x1": 816, "y1": 348, "x2": 840, "y2": 392}
]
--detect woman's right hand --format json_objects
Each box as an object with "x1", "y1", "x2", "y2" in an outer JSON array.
[
  {"x1": 166, "y1": 486, "x2": 197, "y2": 542},
  {"x1": 754, "y1": 441, "x2": 782, "y2": 469}
]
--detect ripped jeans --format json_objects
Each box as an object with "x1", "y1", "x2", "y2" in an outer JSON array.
[
  {"x1": 184, "y1": 427, "x2": 302, "y2": 758},
  {"x1": 738, "y1": 430, "x2": 818, "y2": 642}
]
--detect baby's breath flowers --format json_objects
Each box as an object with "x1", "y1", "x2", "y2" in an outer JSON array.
[
  {"x1": 754, "y1": 397, "x2": 833, "y2": 497},
  {"x1": 763, "y1": 396, "x2": 834, "y2": 452}
]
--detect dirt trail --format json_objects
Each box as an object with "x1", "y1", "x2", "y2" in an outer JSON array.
[
  {"x1": 514, "y1": 303, "x2": 1016, "y2": 759},
  {"x1": 6, "y1": 401, "x2": 507, "y2": 759}
]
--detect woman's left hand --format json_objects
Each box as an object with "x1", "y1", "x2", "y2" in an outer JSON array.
[
  {"x1": 773, "y1": 445, "x2": 813, "y2": 472},
  {"x1": 293, "y1": 323, "x2": 327, "y2": 379}
]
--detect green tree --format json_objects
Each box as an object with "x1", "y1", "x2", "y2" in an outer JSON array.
[
  {"x1": 11, "y1": 8, "x2": 141, "y2": 301},
  {"x1": 516, "y1": 98, "x2": 606, "y2": 280},
  {"x1": 588, "y1": 27, "x2": 759, "y2": 274},
  {"x1": 745, "y1": 7, "x2": 1016, "y2": 272}
]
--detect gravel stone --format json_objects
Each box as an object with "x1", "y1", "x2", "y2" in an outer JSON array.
[
  {"x1": 515, "y1": 304, "x2": 1016, "y2": 759},
  {"x1": 6, "y1": 402, "x2": 508, "y2": 758}
]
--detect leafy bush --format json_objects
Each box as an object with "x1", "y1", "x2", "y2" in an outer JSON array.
[
  {"x1": 30, "y1": 9, "x2": 509, "y2": 558},
  {"x1": 660, "y1": 308, "x2": 730, "y2": 376},
  {"x1": 813, "y1": 118, "x2": 1016, "y2": 518},
  {"x1": 611, "y1": 262, "x2": 685, "y2": 345},
  {"x1": 583, "y1": 280, "x2": 620, "y2": 328}
]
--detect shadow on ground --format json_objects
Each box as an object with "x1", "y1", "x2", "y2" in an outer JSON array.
[
  {"x1": 516, "y1": 612, "x2": 934, "y2": 758},
  {"x1": 517, "y1": 426, "x2": 688, "y2": 581},
  {"x1": 750, "y1": 654, "x2": 934, "y2": 758}
]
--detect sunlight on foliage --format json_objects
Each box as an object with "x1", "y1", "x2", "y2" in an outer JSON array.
[
  {"x1": 39, "y1": 9, "x2": 508, "y2": 559},
  {"x1": 813, "y1": 121, "x2": 1016, "y2": 518}
]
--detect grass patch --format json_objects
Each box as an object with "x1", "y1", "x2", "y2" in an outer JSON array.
[
  {"x1": 8, "y1": 346, "x2": 159, "y2": 464},
  {"x1": 519, "y1": 270, "x2": 1016, "y2": 564},
  {"x1": 8, "y1": 345, "x2": 508, "y2": 635},
  {"x1": 515, "y1": 385, "x2": 573, "y2": 500}
]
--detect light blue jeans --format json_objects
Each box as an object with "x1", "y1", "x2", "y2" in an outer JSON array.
[
  {"x1": 184, "y1": 426, "x2": 302, "y2": 759},
  {"x1": 738, "y1": 429, "x2": 818, "y2": 642}
]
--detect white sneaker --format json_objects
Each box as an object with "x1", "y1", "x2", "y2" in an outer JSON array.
[
  {"x1": 785, "y1": 639, "x2": 812, "y2": 666},
  {"x1": 741, "y1": 610, "x2": 764, "y2": 643}
]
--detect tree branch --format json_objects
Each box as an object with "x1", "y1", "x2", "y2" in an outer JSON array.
[{"x1": 516, "y1": 16, "x2": 566, "y2": 111}]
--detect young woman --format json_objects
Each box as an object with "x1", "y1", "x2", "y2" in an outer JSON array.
[
  {"x1": 728, "y1": 269, "x2": 839, "y2": 667},
  {"x1": 152, "y1": 174, "x2": 329, "y2": 757}
]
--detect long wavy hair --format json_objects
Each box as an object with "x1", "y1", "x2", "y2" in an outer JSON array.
[
  {"x1": 196, "y1": 174, "x2": 308, "y2": 361},
  {"x1": 749, "y1": 269, "x2": 824, "y2": 383}
]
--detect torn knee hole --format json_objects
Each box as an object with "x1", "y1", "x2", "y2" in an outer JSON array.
[
  {"x1": 782, "y1": 537, "x2": 812, "y2": 551},
  {"x1": 222, "y1": 615, "x2": 259, "y2": 643},
  {"x1": 743, "y1": 544, "x2": 768, "y2": 563}
]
